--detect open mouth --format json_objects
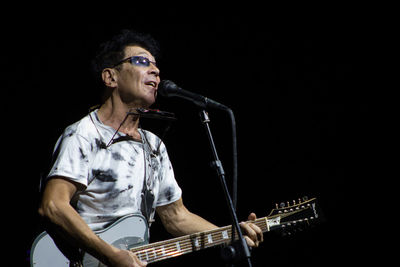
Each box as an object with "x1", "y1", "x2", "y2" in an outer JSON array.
[{"x1": 144, "y1": 81, "x2": 157, "y2": 88}]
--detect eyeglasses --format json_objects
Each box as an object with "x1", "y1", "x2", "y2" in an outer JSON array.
[{"x1": 113, "y1": 56, "x2": 157, "y2": 68}]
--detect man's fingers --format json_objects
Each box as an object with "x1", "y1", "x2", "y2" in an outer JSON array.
[
  {"x1": 244, "y1": 235, "x2": 257, "y2": 247},
  {"x1": 240, "y1": 222, "x2": 260, "y2": 247},
  {"x1": 247, "y1": 212, "x2": 257, "y2": 221},
  {"x1": 246, "y1": 212, "x2": 263, "y2": 243},
  {"x1": 249, "y1": 223, "x2": 264, "y2": 243},
  {"x1": 133, "y1": 253, "x2": 147, "y2": 266}
]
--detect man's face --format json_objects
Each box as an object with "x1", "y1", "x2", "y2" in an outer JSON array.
[{"x1": 115, "y1": 45, "x2": 160, "y2": 107}]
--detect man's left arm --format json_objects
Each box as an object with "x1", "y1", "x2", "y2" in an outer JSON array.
[{"x1": 156, "y1": 197, "x2": 263, "y2": 247}]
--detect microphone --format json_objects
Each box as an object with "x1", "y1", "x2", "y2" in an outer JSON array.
[{"x1": 158, "y1": 80, "x2": 229, "y2": 110}]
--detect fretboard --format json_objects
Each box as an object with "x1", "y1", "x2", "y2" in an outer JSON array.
[{"x1": 131, "y1": 217, "x2": 270, "y2": 264}]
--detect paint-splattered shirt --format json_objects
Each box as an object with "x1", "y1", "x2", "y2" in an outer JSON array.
[{"x1": 47, "y1": 110, "x2": 182, "y2": 231}]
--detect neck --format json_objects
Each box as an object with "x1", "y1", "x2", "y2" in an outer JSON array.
[{"x1": 97, "y1": 95, "x2": 141, "y2": 139}]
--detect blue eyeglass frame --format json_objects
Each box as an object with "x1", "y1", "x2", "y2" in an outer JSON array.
[{"x1": 113, "y1": 56, "x2": 157, "y2": 68}]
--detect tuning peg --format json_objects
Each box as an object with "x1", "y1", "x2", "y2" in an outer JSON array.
[
  {"x1": 275, "y1": 203, "x2": 279, "y2": 209},
  {"x1": 302, "y1": 196, "x2": 309, "y2": 202},
  {"x1": 279, "y1": 202, "x2": 285, "y2": 208},
  {"x1": 295, "y1": 201, "x2": 300, "y2": 209}
]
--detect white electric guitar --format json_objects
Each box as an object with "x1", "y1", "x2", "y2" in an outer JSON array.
[{"x1": 30, "y1": 197, "x2": 321, "y2": 266}]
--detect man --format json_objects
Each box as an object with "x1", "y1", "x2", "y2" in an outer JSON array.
[{"x1": 39, "y1": 30, "x2": 263, "y2": 266}]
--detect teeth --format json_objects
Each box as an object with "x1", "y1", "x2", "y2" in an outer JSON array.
[{"x1": 146, "y1": 82, "x2": 156, "y2": 87}]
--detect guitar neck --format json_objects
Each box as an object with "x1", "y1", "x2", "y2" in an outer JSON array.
[
  {"x1": 131, "y1": 217, "x2": 269, "y2": 264},
  {"x1": 131, "y1": 197, "x2": 319, "y2": 264}
]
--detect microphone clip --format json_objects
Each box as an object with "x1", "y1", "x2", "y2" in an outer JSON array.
[{"x1": 128, "y1": 108, "x2": 177, "y2": 121}]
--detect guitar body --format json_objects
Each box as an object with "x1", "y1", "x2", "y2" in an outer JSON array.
[{"x1": 30, "y1": 214, "x2": 149, "y2": 267}]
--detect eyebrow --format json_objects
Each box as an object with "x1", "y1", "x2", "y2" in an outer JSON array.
[{"x1": 136, "y1": 52, "x2": 156, "y2": 62}]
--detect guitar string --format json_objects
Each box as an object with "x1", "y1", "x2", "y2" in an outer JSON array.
[
  {"x1": 133, "y1": 221, "x2": 262, "y2": 255},
  {"x1": 135, "y1": 227, "x2": 236, "y2": 262},
  {"x1": 132, "y1": 201, "x2": 311, "y2": 250},
  {"x1": 134, "y1": 219, "x2": 269, "y2": 263},
  {"x1": 138, "y1": 224, "x2": 265, "y2": 263},
  {"x1": 136, "y1": 229, "x2": 236, "y2": 263},
  {"x1": 137, "y1": 237, "x2": 228, "y2": 263},
  {"x1": 134, "y1": 229, "x2": 232, "y2": 258},
  {"x1": 134, "y1": 219, "x2": 268, "y2": 254},
  {"x1": 133, "y1": 199, "x2": 316, "y2": 262},
  {"x1": 137, "y1": 214, "x2": 315, "y2": 264},
  {"x1": 134, "y1": 209, "x2": 315, "y2": 263},
  {"x1": 133, "y1": 204, "x2": 314, "y2": 263}
]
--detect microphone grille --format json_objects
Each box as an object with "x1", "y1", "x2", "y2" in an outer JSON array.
[{"x1": 158, "y1": 80, "x2": 178, "y2": 97}]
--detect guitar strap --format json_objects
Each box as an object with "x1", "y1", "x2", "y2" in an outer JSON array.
[{"x1": 140, "y1": 129, "x2": 156, "y2": 228}]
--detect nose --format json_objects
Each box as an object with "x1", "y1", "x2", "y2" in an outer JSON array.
[{"x1": 148, "y1": 63, "x2": 160, "y2": 78}]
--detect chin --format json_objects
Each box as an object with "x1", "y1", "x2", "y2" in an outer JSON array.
[
  {"x1": 142, "y1": 97, "x2": 156, "y2": 108},
  {"x1": 148, "y1": 92, "x2": 157, "y2": 106}
]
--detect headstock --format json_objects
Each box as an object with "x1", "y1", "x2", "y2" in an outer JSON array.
[{"x1": 266, "y1": 197, "x2": 322, "y2": 235}]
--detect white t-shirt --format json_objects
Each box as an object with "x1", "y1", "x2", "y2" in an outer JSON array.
[{"x1": 47, "y1": 110, "x2": 182, "y2": 230}]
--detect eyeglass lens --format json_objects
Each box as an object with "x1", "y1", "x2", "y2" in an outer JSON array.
[{"x1": 131, "y1": 56, "x2": 155, "y2": 67}]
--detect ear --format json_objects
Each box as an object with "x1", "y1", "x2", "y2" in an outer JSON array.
[{"x1": 101, "y1": 68, "x2": 118, "y2": 88}]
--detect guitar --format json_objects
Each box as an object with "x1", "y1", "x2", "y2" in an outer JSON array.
[{"x1": 30, "y1": 197, "x2": 321, "y2": 266}]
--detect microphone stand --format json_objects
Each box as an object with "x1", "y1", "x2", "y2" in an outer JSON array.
[{"x1": 199, "y1": 110, "x2": 252, "y2": 267}]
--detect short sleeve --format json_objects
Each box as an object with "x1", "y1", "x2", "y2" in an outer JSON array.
[
  {"x1": 47, "y1": 129, "x2": 92, "y2": 188},
  {"x1": 155, "y1": 142, "x2": 182, "y2": 206}
]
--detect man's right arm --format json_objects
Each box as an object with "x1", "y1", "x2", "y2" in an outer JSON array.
[{"x1": 39, "y1": 177, "x2": 146, "y2": 267}]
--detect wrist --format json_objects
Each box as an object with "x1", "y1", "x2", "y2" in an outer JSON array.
[{"x1": 101, "y1": 244, "x2": 122, "y2": 266}]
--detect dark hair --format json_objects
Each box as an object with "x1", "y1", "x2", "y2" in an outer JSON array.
[{"x1": 91, "y1": 29, "x2": 160, "y2": 80}]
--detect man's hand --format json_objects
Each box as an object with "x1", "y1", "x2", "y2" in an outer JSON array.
[
  {"x1": 240, "y1": 213, "x2": 264, "y2": 248},
  {"x1": 108, "y1": 248, "x2": 147, "y2": 267}
]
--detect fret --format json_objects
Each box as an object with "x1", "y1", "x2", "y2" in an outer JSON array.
[
  {"x1": 264, "y1": 217, "x2": 270, "y2": 232},
  {"x1": 255, "y1": 217, "x2": 271, "y2": 232},
  {"x1": 136, "y1": 252, "x2": 144, "y2": 262},
  {"x1": 154, "y1": 247, "x2": 160, "y2": 259}
]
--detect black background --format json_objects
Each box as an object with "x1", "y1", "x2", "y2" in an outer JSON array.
[{"x1": 4, "y1": 4, "x2": 370, "y2": 266}]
